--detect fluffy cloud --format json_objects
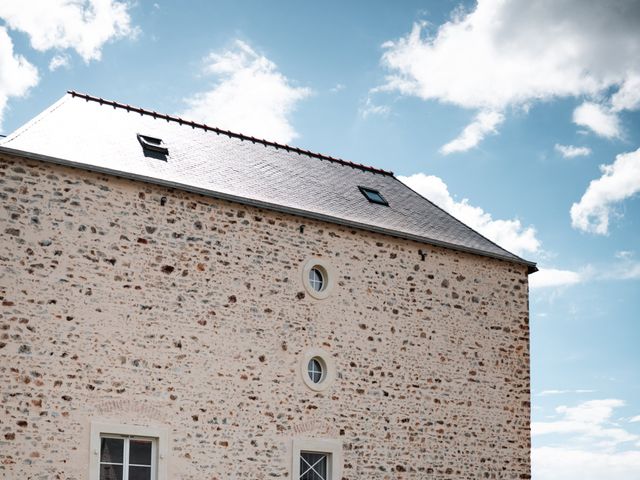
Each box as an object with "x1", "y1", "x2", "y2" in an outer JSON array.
[
  {"x1": 0, "y1": 1, "x2": 135, "y2": 127},
  {"x1": 532, "y1": 399, "x2": 637, "y2": 444},
  {"x1": 531, "y1": 256, "x2": 640, "y2": 289},
  {"x1": 573, "y1": 102, "x2": 621, "y2": 139},
  {"x1": 611, "y1": 74, "x2": 640, "y2": 111},
  {"x1": 379, "y1": 0, "x2": 640, "y2": 151},
  {"x1": 48, "y1": 54, "x2": 70, "y2": 72},
  {"x1": 555, "y1": 144, "x2": 592, "y2": 158},
  {"x1": 0, "y1": 0, "x2": 136, "y2": 62},
  {"x1": 181, "y1": 40, "x2": 311, "y2": 144},
  {"x1": 533, "y1": 447, "x2": 640, "y2": 480},
  {"x1": 532, "y1": 399, "x2": 640, "y2": 479},
  {"x1": 440, "y1": 110, "x2": 503, "y2": 154},
  {"x1": 0, "y1": 27, "x2": 38, "y2": 129},
  {"x1": 529, "y1": 268, "x2": 582, "y2": 289},
  {"x1": 571, "y1": 148, "x2": 640, "y2": 234},
  {"x1": 398, "y1": 172, "x2": 539, "y2": 256}
]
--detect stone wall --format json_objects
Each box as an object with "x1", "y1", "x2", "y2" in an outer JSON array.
[{"x1": 0, "y1": 153, "x2": 531, "y2": 479}]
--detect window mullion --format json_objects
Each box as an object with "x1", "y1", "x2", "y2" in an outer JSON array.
[
  {"x1": 123, "y1": 437, "x2": 130, "y2": 480},
  {"x1": 151, "y1": 438, "x2": 157, "y2": 480}
]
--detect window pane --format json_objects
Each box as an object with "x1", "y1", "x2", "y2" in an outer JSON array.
[
  {"x1": 100, "y1": 463, "x2": 123, "y2": 480},
  {"x1": 308, "y1": 358, "x2": 323, "y2": 383},
  {"x1": 308, "y1": 268, "x2": 324, "y2": 292},
  {"x1": 128, "y1": 465, "x2": 152, "y2": 480},
  {"x1": 360, "y1": 187, "x2": 388, "y2": 205},
  {"x1": 300, "y1": 452, "x2": 328, "y2": 480},
  {"x1": 367, "y1": 191, "x2": 383, "y2": 202},
  {"x1": 129, "y1": 439, "x2": 153, "y2": 465},
  {"x1": 100, "y1": 437, "x2": 124, "y2": 464}
]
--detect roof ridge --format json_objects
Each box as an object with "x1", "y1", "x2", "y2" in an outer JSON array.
[{"x1": 67, "y1": 90, "x2": 394, "y2": 177}]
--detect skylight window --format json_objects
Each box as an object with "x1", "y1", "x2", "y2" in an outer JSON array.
[
  {"x1": 137, "y1": 133, "x2": 169, "y2": 155},
  {"x1": 358, "y1": 186, "x2": 388, "y2": 206}
]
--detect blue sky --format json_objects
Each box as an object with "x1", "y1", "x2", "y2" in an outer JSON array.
[{"x1": 1, "y1": 1, "x2": 639, "y2": 478}]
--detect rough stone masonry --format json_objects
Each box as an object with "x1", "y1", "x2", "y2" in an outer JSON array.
[{"x1": 0, "y1": 153, "x2": 531, "y2": 479}]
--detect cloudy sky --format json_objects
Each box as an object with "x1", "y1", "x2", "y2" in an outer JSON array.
[{"x1": 1, "y1": 1, "x2": 639, "y2": 477}]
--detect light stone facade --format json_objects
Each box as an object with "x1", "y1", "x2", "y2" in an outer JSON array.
[{"x1": 0, "y1": 153, "x2": 531, "y2": 479}]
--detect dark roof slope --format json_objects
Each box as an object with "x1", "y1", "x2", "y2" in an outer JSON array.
[{"x1": 0, "y1": 91, "x2": 536, "y2": 272}]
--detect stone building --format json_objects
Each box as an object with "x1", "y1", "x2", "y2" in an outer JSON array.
[{"x1": 0, "y1": 91, "x2": 536, "y2": 479}]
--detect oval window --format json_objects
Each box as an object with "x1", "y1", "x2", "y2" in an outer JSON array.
[
  {"x1": 307, "y1": 357, "x2": 324, "y2": 383},
  {"x1": 300, "y1": 349, "x2": 335, "y2": 392},
  {"x1": 308, "y1": 267, "x2": 325, "y2": 292},
  {"x1": 301, "y1": 259, "x2": 334, "y2": 300}
]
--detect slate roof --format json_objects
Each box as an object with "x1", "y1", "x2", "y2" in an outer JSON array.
[{"x1": 0, "y1": 91, "x2": 536, "y2": 272}]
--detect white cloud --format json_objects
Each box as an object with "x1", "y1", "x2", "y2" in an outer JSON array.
[
  {"x1": 602, "y1": 261, "x2": 640, "y2": 281},
  {"x1": 398, "y1": 173, "x2": 540, "y2": 256},
  {"x1": 533, "y1": 447, "x2": 640, "y2": 480},
  {"x1": 330, "y1": 83, "x2": 345, "y2": 93},
  {"x1": 532, "y1": 399, "x2": 640, "y2": 479},
  {"x1": 0, "y1": 26, "x2": 38, "y2": 129},
  {"x1": 555, "y1": 144, "x2": 592, "y2": 158},
  {"x1": 531, "y1": 257, "x2": 640, "y2": 288},
  {"x1": 440, "y1": 110, "x2": 503, "y2": 154},
  {"x1": 529, "y1": 268, "x2": 582, "y2": 289},
  {"x1": 533, "y1": 399, "x2": 638, "y2": 446},
  {"x1": 181, "y1": 40, "x2": 311, "y2": 144},
  {"x1": 379, "y1": 0, "x2": 640, "y2": 150},
  {"x1": 630, "y1": 415, "x2": 640, "y2": 423},
  {"x1": 611, "y1": 74, "x2": 640, "y2": 112},
  {"x1": 48, "y1": 53, "x2": 70, "y2": 71},
  {"x1": 573, "y1": 102, "x2": 621, "y2": 138},
  {"x1": 360, "y1": 97, "x2": 390, "y2": 119},
  {"x1": 0, "y1": 0, "x2": 136, "y2": 62},
  {"x1": 0, "y1": 1, "x2": 135, "y2": 126},
  {"x1": 538, "y1": 389, "x2": 595, "y2": 397},
  {"x1": 571, "y1": 148, "x2": 640, "y2": 234}
]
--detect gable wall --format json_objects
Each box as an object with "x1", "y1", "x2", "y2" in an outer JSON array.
[{"x1": 0, "y1": 153, "x2": 531, "y2": 479}]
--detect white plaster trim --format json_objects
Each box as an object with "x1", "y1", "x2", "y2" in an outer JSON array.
[
  {"x1": 301, "y1": 257, "x2": 335, "y2": 300},
  {"x1": 300, "y1": 348, "x2": 336, "y2": 392},
  {"x1": 291, "y1": 437, "x2": 343, "y2": 480},
  {"x1": 89, "y1": 421, "x2": 169, "y2": 480}
]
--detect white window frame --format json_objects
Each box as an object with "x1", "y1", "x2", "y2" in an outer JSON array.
[
  {"x1": 300, "y1": 348, "x2": 336, "y2": 392},
  {"x1": 301, "y1": 258, "x2": 335, "y2": 300},
  {"x1": 89, "y1": 422, "x2": 169, "y2": 480},
  {"x1": 98, "y1": 434, "x2": 156, "y2": 479},
  {"x1": 292, "y1": 437, "x2": 342, "y2": 480}
]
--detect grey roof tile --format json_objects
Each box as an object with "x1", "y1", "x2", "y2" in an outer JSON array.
[{"x1": 0, "y1": 92, "x2": 536, "y2": 271}]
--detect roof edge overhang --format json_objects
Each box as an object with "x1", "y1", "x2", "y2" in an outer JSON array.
[{"x1": 0, "y1": 145, "x2": 538, "y2": 274}]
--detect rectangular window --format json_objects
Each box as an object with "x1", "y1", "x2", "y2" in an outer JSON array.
[
  {"x1": 292, "y1": 438, "x2": 341, "y2": 480},
  {"x1": 358, "y1": 186, "x2": 389, "y2": 206},
  {"x1": 299, "y1": 451, "x2": 329, "y2": 480},
  {"x1": 90, "y1": 422, "x2": 168, "y2": 480},
  {"x1": 137, "y1": 134, "x2": 169, "y2": 155},
  {"x1": 99, "y1": 435, "x2": 156, "y2": 480}
]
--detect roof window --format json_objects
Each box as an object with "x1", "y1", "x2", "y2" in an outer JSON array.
[
  {"x1": 137, "y1": 133, "x2": 169, "y2": 156},
  {"x1": 358, "y1": 186, "x2": 388, "y2": 206}
]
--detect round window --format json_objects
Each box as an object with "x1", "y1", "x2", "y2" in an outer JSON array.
[
  {"x1": 300, "y1": 348, "x2": 335, "y2": 392},
  {"x1": 307, "y1": 357, "x2": 324, "y2": 383},
  {"x1": 301, "y1": 258, "x2": 334, "y2": 300},
  {"x1": 308, "y1": 267, "x2": 325, "y2": 292}
]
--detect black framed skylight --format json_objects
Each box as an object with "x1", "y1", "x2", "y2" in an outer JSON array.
[
  {"x1": 358, "y1": 186, "x2": 389, "y2": 206},
  {"x1": 137, "y1": 133, "x2": 169, "y2": 155}
]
